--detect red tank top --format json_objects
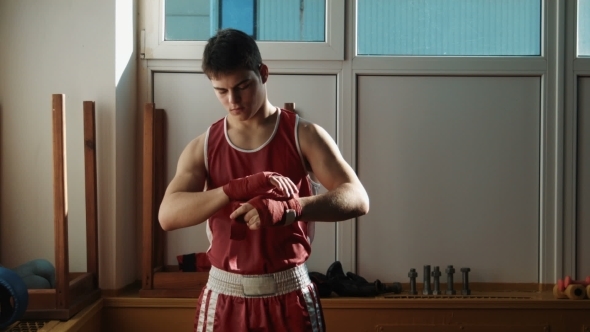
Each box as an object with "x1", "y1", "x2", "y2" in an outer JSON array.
[{"x1": 205, "y1": 109, "x2": 313, "y2": 274}]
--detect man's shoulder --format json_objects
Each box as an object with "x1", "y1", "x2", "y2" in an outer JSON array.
[
  {"x1": 211, "y1": 116, "x2": 225, "y2": 127},
  {"x1": 296, "y1": 117, "x2": 320, "y2": 134},
  {"x1": 205, "y1": 116, "x2": 225, "y2": 136}
]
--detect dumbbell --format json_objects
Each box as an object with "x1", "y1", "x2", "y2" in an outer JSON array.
[
  {"x1": 408, "y1": 268, "x2": 418, "y2": 295},
  {"x1": 431, "y1": 266, "x2": 442, "y2": 295},
  {"x1": 445, "y1": 265, "x2": 456, "y2": 295},
  {"x1": 423, "y1": 265, "x2": 432, "y2": 295},
  {"x1": 563, "y1": 276, "x2": 590, "y2": 300},
  {"x1": 460, "y1": 267, "x2": 471, "y2": 295},
  {"x1": 553, "y1": 276, "x2": 590, "y2": 300}
]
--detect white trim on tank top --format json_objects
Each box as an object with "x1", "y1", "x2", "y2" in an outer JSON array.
[
  {"x1": 203, "y1": 109, "x2": 320, "y2": 245},
  {"x1": 223, "y1": 108, "x2": 282, "y2": 152},
  {"x1": 204, "y1": 126, "x2": 210, "y2": 173}
]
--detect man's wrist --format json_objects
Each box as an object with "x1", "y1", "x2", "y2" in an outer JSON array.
[{"x1": 283, "y1": 209, "x2": 297, "y2": 225}]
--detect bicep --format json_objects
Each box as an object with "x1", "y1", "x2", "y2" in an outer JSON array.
[
  {"x1": 164, "y1": 135, "x2": 207, "y2": 196},
  {"x1": 298, "y1": 120, "x2": 360, "y2": 191}
]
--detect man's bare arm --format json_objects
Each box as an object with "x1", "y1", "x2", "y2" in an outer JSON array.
[
  {"x1": 298, "y1": 119, "x2": 369, "y2": 222},
  {"x1": 158, "y1": 134, "x2": 229, "y2": 231}
]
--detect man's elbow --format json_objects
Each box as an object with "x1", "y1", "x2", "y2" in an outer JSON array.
[
  {"x1": 159, "y1": 221, "x2": 173, "y2": 232},
  {"x1": 158, "y1": 208, "x2": 175, "y2": 232},
  {"x1": 356, "y1": 195, "x2": 370, "y2": 216},
  {"x1": 349, "y1": 186, "x2": 369, "y2": 217}
]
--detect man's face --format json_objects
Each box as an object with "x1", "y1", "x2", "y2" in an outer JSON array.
[{"x1": 210, "y1": 66, "x2": 267, "y2": 121}]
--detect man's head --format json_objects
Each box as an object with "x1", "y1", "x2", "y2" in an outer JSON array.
[{"x1": 202, "y1": 28, "x2": 262, "y2": 80}]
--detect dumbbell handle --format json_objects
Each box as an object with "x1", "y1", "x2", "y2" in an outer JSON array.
[
  {"x1": 557, "y1": 276, "x2": 590, "y2": 292},
  {"x1": 563, "y1": 276, "x2": 590, "y2": 288}
]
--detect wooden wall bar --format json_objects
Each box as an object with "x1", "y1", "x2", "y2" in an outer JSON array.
[
  {"x1": 52, "y1": 93, "x2": 69, "y2": 309},
  {"x1": 22, "y1": 96, "x2": 101, "y2": 321},
  {"x1": 83, "y1": 101, "x2": 99, "y2": 284}
]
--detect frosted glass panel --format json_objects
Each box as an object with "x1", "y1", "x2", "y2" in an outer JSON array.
[
  {"x1": 221, "y1": 0, "x2": 255, "y2": 36},
  {"x1": 357, "y1": 0, "x2": 542, "y2": 56},
  {"x1": 257, "y1": 0, "x2": 325, "y2": 41},
  {"x1": 165, "y1": 0, "x2": 211, "y2": 41},
  {"x1": 580, "y1": 0, "x2": 590, "y2": 56},
  {"x1": 165, "y1": 0, "x2": 325, "y2": 42}
]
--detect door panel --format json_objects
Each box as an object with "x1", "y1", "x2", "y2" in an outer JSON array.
[{"x1": 356, "y1": 75, "x2": 541, "y2": 283}]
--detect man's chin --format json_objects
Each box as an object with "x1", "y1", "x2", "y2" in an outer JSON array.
[{"x1": 229, "y1": 108, "x2": 246, "y2": 117}]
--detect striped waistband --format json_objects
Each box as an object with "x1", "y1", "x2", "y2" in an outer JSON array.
[{"x1": 207, "y1": 264, "x2": 311, "y2": 297}]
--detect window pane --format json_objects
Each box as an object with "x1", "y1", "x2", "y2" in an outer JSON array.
[
  {"x1": 165, "y1": 0, "x2": 211, "y2": 41},
  {"x1": 164, "y1": 0, "x2": 325, "y2": 42},
  {"x1": 357, "y1": 0, "x2": 542, "y2": 56},
  {"x1": 580, "y1": 0, "x2": 590, "y2": 56},
  {"x1": 221, "y1": 0, "x2": 255, "y2": 36},
  {"x1": 257, "y1": 0, "x2": 325, "y2": 41}
]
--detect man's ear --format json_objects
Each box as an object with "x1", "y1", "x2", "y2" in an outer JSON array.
[{"x1": 259, "y1": 64, "x2": 269, "y2": 83}]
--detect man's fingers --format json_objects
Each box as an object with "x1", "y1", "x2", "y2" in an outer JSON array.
[
  {"x1": 269, "y1": 176, "x2": 299, "y2": 197},
  {"x1": 229, "y1": 203, "x2": 248, "y2": 219},
  {"x1": 230, "y1": 204, "x2": 261, "y2": 230},
  {"x1": 230, "y1": 203, "x2": 259, "y2": 222},
  {"x1": 243, "y1": 207, "x2": 259, "y2": 224},
  {"x1": 246, "y1": 215, "x2": 261, "y2": 230}
]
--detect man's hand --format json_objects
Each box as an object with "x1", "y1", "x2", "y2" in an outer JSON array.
[
  {"x1": 223, "y1": 172, "x2": 298, "y2": 201},
  {"x1": 229, "y1": 195, "x2": 302, "y2": 230},
  {"x1": 230, "y1": 203, "x2": 262, "y2": 230}
]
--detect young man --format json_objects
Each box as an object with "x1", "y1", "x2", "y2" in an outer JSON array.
[{"x1": 158, "y1": 28, "x2": 369, "y2": 332}]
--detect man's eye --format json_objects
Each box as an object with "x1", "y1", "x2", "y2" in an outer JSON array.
[{"x1": 238, "y1": 84, "x2": 249, "y2": 90}]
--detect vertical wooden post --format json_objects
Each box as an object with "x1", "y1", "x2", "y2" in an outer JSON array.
[
  {"x1": 284, "y1": 102, "x2": 296, "y2": 112},
  {"x1": 83, "y1": 101, "x2": 99, "y2": 287},
  {"x1": 52, "y1": 94, "x2": 69, "y2": 309},
  {"x1": 154, "y1": 109, "x2": 166, "y2": 268},
  {"x1": 142, "y1": 103, "x2": 155, "y2": 290}
]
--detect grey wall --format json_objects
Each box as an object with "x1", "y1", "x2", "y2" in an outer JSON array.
[{"x1": 356, "y1": 76, "x2": 540, "y2": 282}]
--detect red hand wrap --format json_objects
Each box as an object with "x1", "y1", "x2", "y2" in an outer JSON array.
[
  {"x1": 229, "y1": 201, "x2": 248, "y2": 241},
  {"x1": 247, "y1": 195, "x2": 302, "y2": 227},
  {"x1": 222, "y1": 172, "x2": 280, "y2": 201}
]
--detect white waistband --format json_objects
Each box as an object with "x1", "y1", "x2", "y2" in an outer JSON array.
[{"x1": 207, "y1": 264, "x2": 311, "y2": 297}]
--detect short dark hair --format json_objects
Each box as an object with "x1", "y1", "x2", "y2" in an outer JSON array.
[{"x1": 202, "y1": 28, "x2": 262, "y2": 79}]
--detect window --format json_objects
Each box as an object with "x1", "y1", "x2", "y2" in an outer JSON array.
[
  {"x1": 145, "y1": 0, "x2": 342, "y2": 60},
  {"x1": 356, "y1": 0, "x2": 542, "y2": 56},
  {"x1": 165, "y1": 0, "x2": 325, "y2": 42},
  {"x1": 165, "y1": 0, "x2": 211, "y2": 41},
  {"x1": 579, "y1": 0, "x2": 590, "y2": 56}
]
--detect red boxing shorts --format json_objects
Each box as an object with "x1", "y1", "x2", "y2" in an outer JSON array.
[{"x1": 194, "y1": 264, "x2": 325, "y2": 332}]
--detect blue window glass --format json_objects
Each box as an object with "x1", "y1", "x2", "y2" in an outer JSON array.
[
  {"x1": 165, "y1": 0, "x2": 325, "y2": 42},
  {"x1": 580, "y1": 0, "x2": 590, "y2": 56},
  {"x1": 220, "y1": 0, "x2": 255, "y2": 36},
  {"x1": 257, "y1": 0, "x2": 325, "y2": 41},
  {"x1": 165, "y1": 0, "x2": 211, "y2": 41},
  {"x1": 357, "y1": 0, "x2": 542, "y2": 56}
]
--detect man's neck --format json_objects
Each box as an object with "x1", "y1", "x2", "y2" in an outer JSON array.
[{"x1": 229, "y1": 102, "x2": 277, "y2": 130}]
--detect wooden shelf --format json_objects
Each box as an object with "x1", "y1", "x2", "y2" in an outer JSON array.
[
  {"x1": 100, "y1": 289, "x2": 590, "y2": 332},
  {"x1": 21, "y1": 96, "x2": 101, "y2": 321}
]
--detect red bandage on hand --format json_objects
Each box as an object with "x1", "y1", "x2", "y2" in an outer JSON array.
[
  {"x1": 247, "y1": 195, "x2": 302, "y2": 227},
  {"x1": 223, "y1": 172, "x2": 280, "y2": 201}
]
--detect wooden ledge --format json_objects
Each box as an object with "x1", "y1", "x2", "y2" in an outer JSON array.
[
  {"x1": 24, "y1": 273, "x2": 101, "y2": 320},
  {"x1": 102, "y1": 285, "x2": 590, "y2": 311},
  {"x1": 320, "y1": 294, "x2": 590, "y2": 310},
  {"x1": 103, "y1": 296, "x2": 197, "y2": 308}
]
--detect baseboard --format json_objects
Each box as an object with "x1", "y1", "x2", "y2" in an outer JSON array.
[{"x1": 101, "y1": 280, "x2": 142, "y2": 297}]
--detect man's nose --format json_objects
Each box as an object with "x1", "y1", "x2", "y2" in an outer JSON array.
[{"x1": 228, "y1": 89, "x2": 241, "y2": 104}]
